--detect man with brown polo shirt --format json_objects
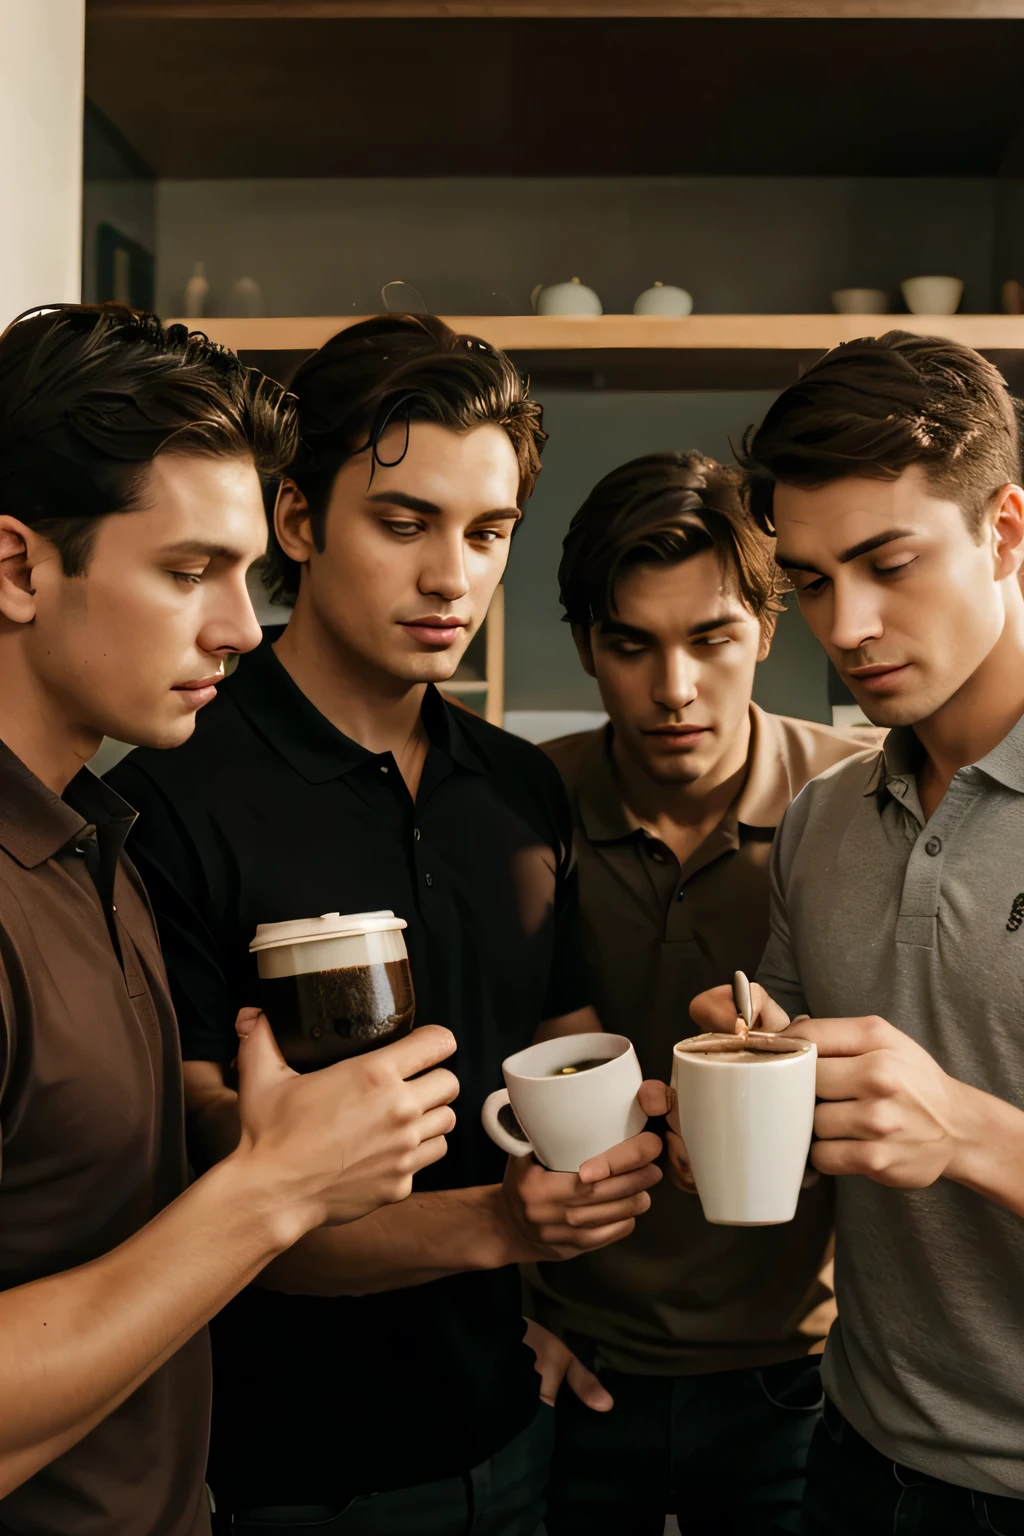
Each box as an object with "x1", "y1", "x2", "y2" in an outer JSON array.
[
  {"x1": 0, "y1": 304, "x2": 460, "y2": 1535},
  {"x1": 525, "y1": 451, "x2": 878, "y2": 1535}
]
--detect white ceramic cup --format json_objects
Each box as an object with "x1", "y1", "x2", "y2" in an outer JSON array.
[
  {"x1": 672, "y1": 1032, "x2": 817, "y2": 1226},
  {"x1": 900, "y1": 275, "x2": 963, "y2": 316},
  {"x1": 481, "y1": 1032, "x2": 646, "y2": 1172}
]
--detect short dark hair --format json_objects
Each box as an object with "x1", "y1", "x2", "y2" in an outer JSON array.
[
  {"x1": 0, "y1": 303, "x2": 297, "y2": 575},
  {"x1": 742, "y1": 330, "x2": 1023, "y2": 536},
  {"x1": 264, "y1": 313, "x2": 546, "y2": 605},
  {"x1": 558, "y1": 450, "x2": 784, "y2": 635}
]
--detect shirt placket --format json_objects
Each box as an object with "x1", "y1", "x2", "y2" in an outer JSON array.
[{"x1": 894, "y1": 768, "x2": 981, "y2": 950}]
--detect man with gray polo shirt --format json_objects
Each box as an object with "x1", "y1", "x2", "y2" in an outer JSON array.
[{"x1": 693, "y1": 332, "x2": 1024, "y2": 1534}]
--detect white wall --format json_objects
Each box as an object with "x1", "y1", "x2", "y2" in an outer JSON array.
[{"x1": 0, "y1": 0, "x2": 84, "y2": 325}]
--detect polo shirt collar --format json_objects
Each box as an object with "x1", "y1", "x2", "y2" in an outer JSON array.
[
  {"x1": 864, "y1": 710, "x2": 1024, "y2": 799},
  {"x1": 974, "y1": 709, "x2": 1024, "y2": 794},
  {"x1": 733, "y1": 704, "x2": 800, "y2": 830},
  {"x1": 575, "y1": 702, "x2": 790, "y2": 844},
  {"x1": 0, "y1": 736, "x2": 136, "y2": 870},
  {"x1": 225, "y1": 638, "x2": 489, "y2": 785},
  {"x1": 575, "y1": 725, "x2": 634, "y2": 842}
]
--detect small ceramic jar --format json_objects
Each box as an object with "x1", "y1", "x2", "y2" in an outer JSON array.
[
  {"x1": 532, "y1": 277, "x2": 603, "y2": 316},
  {"x1": 633, "y1": 281, "x2": 693, "y2": 317}
]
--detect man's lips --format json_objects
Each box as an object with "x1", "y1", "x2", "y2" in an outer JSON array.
[
  {"x1": 172, "y1": 675, "x2": 222, "y2": 708},
  {"x1": 399, "y1": 617, "x2": 466, "y2": 647},
  {"x1": 845, "y1": 662, "x2": 910, "y2": 693},
  {"x1": 643, "y1": 725, "x2": 711, "y2": 745}
]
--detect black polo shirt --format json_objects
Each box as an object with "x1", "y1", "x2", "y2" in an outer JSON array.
[{"x1": 106, "y1": 637, "x2": 589, "y2": 1507}]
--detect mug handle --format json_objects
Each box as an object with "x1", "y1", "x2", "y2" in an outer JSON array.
[{"x1": 481, "y1": 1089, "x2": 535, "y2": 1159}]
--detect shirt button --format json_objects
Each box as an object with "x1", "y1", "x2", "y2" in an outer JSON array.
[
  {"x1": 648, "y1": 847, "x2": 666, "y2": 863},
  {"x1": 425, "y1": 873, "x2": 433, "y2": 887},
  {"x1": 925, "y1": 837, "x2": 942, "y2": 856},
  {"x1": 414, "y1": 828, "x2": 421, "y2": 842},
  {"x1": 676, "y1": 889, "x2": 685, "y2": 902},
  {"x1": 380, "y1": 764, "x2": 389, "y2": 774}
]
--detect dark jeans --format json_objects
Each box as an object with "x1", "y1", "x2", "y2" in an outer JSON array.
[
  {"x1": 545, "y1": 1345, "x2": 824, "y2": 1536},
  {"x1": 227, "y1": 1405, "x2": 554, "y2": 1536},
  {"x1": 802, "y1": 1397, "x2": 1024, "y2": 1536}
]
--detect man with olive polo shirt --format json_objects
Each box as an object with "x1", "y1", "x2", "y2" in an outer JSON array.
[{"x1": 525, "y1": 451, "x2": 879, "y2": 1536}]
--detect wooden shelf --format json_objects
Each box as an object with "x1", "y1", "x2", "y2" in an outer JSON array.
[
  {"x1": 88, "y1": 3, "x2": 1024, "y2": 19},
  {"x1": 171, "y1": 314, "x2": 1024, "y2": 355}
]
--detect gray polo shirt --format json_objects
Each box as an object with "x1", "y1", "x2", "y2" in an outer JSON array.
[{"x1": 759, "y1": 717, "x2": 1024, "y2": 1497}]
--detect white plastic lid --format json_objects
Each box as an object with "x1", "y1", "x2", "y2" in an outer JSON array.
[{"x1": 249, "y1": 910, "x2": 407, "y2": 953}]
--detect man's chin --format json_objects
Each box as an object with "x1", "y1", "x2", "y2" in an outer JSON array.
[
  {"x1": 639, "y1": 751, "x2": 706, "y2": 786},
  {"x1": 851, "y1": 690, "x2": 929, "y2": 729},
  {"x1": 390, "y1": 651, "x2": 469, "y2": 686},
  {"x1": 115, "y1": 712, "x2": 201, "y2": 753}
]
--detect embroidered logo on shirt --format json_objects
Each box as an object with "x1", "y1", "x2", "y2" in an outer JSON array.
[{"x1": 1007, "y1": 894, "x2": 1024, "y2": 933}]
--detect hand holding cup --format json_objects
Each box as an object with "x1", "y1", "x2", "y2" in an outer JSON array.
[{"x1": 481, "y1": 1032, "x2": 669, "y2": 1257}]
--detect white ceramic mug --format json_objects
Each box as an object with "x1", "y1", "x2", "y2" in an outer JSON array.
[
  {"x1": 481, "y1": 1032, "x2": 646, "y2": 1172},
  {"x1": 672, "y1": 1032, "x2": 817, "y2": 1226}
]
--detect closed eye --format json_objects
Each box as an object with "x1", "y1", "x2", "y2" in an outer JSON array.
[
  {"x1": 792, "y1": 574, "x2": 829, "y2": 596},
  {"x1": 876, "y1": 556, "x2": 918, "y2": 577}
]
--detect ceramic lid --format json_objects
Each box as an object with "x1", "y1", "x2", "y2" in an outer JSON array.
[{"x1": 249, "y1": 910, "x2": 407, "y2": 952}]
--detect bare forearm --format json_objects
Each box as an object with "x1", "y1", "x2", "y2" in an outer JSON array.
[
  {"x1": 259, "y1": 1184, "x2": 543, "y2": 1296},
  {"x1": 0, "y1": 1152, "x2": 301, "y2": 1495},
  {"x1": 950, "y1": 1083, "x2": 1024, "y2": 1218}
]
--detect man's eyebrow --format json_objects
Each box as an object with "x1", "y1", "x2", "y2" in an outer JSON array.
[
  {"x1": 776, "y1": 528, "x2": 917, "y2": 573},
  {"x1": 156, "y1": 540, "x2": 242, "y2": 560},
  {"x1": 365, "y1": 491, "x2": 520, "y2": 522},
  {"x1": 598, "y1": 619, "x2": 654, "y2": 642},
  {"x1": 689, "y1": 611, "x2": 747, "y2": 635},
  {"x1": 599, "y1": 610, "x2": 745, "y2": 641},
  {"x1": 366, "y1": 491, "x2": 441, "y2": 516}
]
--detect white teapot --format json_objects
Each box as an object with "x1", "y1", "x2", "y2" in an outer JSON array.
[
  {"x1": 633, "y1": 281, "x2": 693, "y2": 317},
  {"x1": 531, "y1": 277, "x2": 602, "y2": 316}
]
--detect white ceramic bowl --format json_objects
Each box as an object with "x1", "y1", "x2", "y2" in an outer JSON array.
[
  {"x1": 901, "y1": 276, "x2": 963, "y2": 316},
  {"x1": 832, "y1": 288, "x2": 888, "y2": 315}
]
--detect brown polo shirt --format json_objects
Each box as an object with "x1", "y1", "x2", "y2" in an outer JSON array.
[
  {"x1": 526, "y1": 705, "x2": 878, "y2": 1376},
  {"x1": 0, "y1": 739, "x2": 211, "y2": 1534}
]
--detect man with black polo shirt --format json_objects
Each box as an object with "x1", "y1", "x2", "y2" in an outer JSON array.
[{"x1": 108, "y1": 315, "x2": 668, "y2": 1535}]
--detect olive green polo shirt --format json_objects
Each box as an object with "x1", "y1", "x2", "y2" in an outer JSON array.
[{"x1": 526, "y1": 705, "x2": 877, "y2": 1376}]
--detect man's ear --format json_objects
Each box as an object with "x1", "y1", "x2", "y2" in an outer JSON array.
[
  {"x1": 988, "y1": 483, "x2": 1024, "y2": 580},
  {"x1": 757, "y1": 612, "x2": 778, "y2": 664},
  {"x1": 0, "y1": 517, "x2": 42, "y2": 626},
  {"x1": 274, "y1": 478, "x2": 316, "y2": 568},
  {"x1": 571, "y1": 623, "x2": 597, "y2": 679}
]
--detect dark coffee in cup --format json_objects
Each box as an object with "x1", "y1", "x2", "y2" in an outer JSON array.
[
  {"x1": 250, "y1": 910, "x2": 415, "y2": 1070},
  {"x1": 549, "y1": 1058, "x2": 607, "y2": 1076}
]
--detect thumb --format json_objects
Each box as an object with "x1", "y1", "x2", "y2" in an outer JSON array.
[
  {"x1": 235, "y1": 1008, "x2": 294, "y2": 1102},
  {"x1": 566, "y1": 1355, "x2": 614, "y2": 1412}
]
